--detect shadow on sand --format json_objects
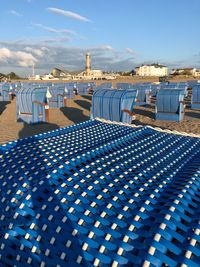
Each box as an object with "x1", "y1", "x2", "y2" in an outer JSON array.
[
  {"x1": 185, "y1": 111, "x2": 200, "y2": 119},
  {"x1": 60, "y1": 107, "x2": 90, "y2": 124},
  {"x1": 82, "y1": 95, "x2": 92, "y2": 101},
  {"x1": 74, "y1": 100, "x2": 91, "y2": 111},
  {"x1": 18, "y1": 122, "x2": 59, "y2": 139},
  {"x1": 134, "y1": 107, "x2": 155, "y2": 119},
  {"x1": 0, "y1": 101, "x2": 10, "y2": 115}
]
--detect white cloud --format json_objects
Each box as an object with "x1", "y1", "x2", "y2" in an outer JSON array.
[
  {"x1": 100, "y1": 45, "x2": 114, "y2": 51},
  {"x1": 0, "y1": 48, "x2": 12, "y2": 62},
  {"x1": 0, "y1": 47, "x2": 37, "y2": 67},
  {"x1": 125, "y1": 48, "x2": 135, "y2": 55},
  {"x1": 47, "y1": 7, "x2": 91, "y2": 22},
  {"x1": 10, "y1": 10, "x2": 22, "y2": 17},
  {"x1": 24, "y1": 47, "x2": 48, "y2": 57},
  {"x1": 33, "y1": 23, "x2": 77, "y2": 36},
  {"x1": 0, "y1": 41, "x2": 140, "y2": 75}
]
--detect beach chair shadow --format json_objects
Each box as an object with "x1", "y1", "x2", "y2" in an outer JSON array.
[
  {"x1": 60, "y1": 107, "x2": 90, "y2": 124},
  {"x1": 0, "y1": 101, "x2": 10, "y2": 115},
  {"x1": 74, "y1": 100, "x2": 91, "y2": 111},
  {"x1": 134, "y1": 107, "x2": 155, "y2": 119},
  {"x1": 18, "y1": 122, "x2": 59, "y2": 139},
  {"x1": 82, "y1": 95, "x2": 92, "y2": 101},
  {"x1": 185, "y1": 111, "x2": 200, "y2": 119}
]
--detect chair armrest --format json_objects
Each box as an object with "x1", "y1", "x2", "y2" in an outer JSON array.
[
  {"x1": 122, "y1": 109, "x2": 135, "y2": 116},
  {"x1": 32, "y1": 101, "x2": 47, "y2": 107}
]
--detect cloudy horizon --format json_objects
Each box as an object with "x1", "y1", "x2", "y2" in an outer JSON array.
[{"x1": 1, "y1": 1, "x2": 200, "y2": 76}]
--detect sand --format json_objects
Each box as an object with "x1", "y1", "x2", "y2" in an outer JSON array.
[{"x1": 0, "y1": 77, "x2": 200, "y2": 144}]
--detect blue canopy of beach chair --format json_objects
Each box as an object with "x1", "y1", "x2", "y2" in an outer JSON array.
[
  {"x1": 156, "y1": 89, "x2": 185, "y2": 121},
  {"x1": 91, "y1": 88, "x2": 137, "y2": 124}
]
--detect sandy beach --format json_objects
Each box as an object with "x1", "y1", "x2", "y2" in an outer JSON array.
[{"x1": 0, "y1": 77, "x2": 200, "y2": 145}]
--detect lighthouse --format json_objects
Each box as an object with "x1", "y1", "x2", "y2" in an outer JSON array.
[{"x1": 85, "y1": 53, "x2": 91, "y2": 76}]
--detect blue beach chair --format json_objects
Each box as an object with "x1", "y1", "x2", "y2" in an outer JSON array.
[
  {"x1": 156, "y1": 89, "x2": 185, "y2": 121},
  {"x1": 191, "y1": 84, "x2": 200, "y2": 109},
  {"x1": 16, "y1": 86, "x2": 50, "y2": 123},
  {"x1": 0, "y1": 83, "x2": 12, "y2": 101},
  {"x1": 48, "y1": 85, "x2": 67, "y2": 108},
  {"x1": 134, "y1": 85, "x2": 151, "y2": 106},
  {"x1": 76, "y1": 83, "x2": 89, "y2": 95},
  {"x1": 91, "y1": 88, "x2": 137, "y2": 123},
  {"x1": 0, "y1": 120, "x2": 200, "y2": 267}
]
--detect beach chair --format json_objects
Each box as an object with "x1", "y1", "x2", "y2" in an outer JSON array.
[
  {"x1": 191, "y1": 84, "x2": 200, "y2": 109},
  {"x1": 16, "y1": 86, "x2": 50, "y2": 124},
  {"x1": 177, "y1": 82, "x2": 189, "y2": 96},
  {"x1": 91, "y1": 88, "x2": 138, "y2": 124},
  {"x1": 134, "y1": 85, "x2": 151, "y2": 106},
  {"x1": 150, "y1": 84, "x2": 160, "y2": 96},
  {"x1": 76, "y1": 83, "x2": 89, "y2": 95},
  {"x1": 87, "y1": 82, "x2": 96, "y2": 93},
  {"x1": 0, "y1": 83, "x2": 12, "y2": 101},
  {"x1": 155, "y1": 89, "x2": 185, "y2": 121},
  {"x1": 48, "y1": 85, "x2": 67, "y2": 108}
]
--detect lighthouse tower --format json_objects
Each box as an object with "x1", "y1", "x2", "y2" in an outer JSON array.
[{"x1": 85, "y1": 53, "x2": 91, "y2": 76}]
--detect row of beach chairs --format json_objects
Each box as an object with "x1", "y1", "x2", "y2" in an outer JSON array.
[
  {"x1": 92, "y1": 81, "x2": 200, "y2": 123},
  {"x1": 14, "y1": 82, "x2": 96, "y2": 123},
  {"x1": 1, "y1": 80, "x2": 200, "y2": 124}
]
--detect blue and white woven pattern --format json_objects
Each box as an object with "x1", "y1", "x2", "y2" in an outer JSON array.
[{"x1": 0, "y1": 119, "x2": 200, "y2": 267}]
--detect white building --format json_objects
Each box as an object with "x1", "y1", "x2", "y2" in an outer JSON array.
[
  {"x1": 193, "y1": 69, "x2": 200, "y2": 77},
  {"x1": 135, "y1": 64, "x2": 168, "y2": 77}
]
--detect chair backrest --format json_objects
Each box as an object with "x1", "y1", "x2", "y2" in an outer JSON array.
[
  {"x1": 17, "y1": 86, "x2": 48, "y2": 114},
  {"x1": 64, "y1": 83, "x2": 75, "y2": 99},
  {"x1": 192, "y1": 84, "x2": 200, "y2": 103},
  {"x1": 76, "y1": 83, "x2": 89, "y2": 95},
  {"x1": 133, "y1": 85, "x2": 151, "y2": 102},
  {"x1": 92, "y1": 88, "x2": 137, "y2": 123},
  {"x1": 48, "y1": 85, "x2": 65, "y2": 102},
  {"x1": 156, "y1": 89, "x2": 184, "y2": 113},
  {"x1": 150, "y1": 84, "x2": 160, "y2": 96}
]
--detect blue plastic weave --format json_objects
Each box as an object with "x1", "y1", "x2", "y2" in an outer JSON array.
[{"x1": 0, "y1": 120, "x2": 200, "y2": 267}]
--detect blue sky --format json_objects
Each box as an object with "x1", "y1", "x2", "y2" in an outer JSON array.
[{"x1": 0, "y1": 0, "x2": 200, "y2": 76}]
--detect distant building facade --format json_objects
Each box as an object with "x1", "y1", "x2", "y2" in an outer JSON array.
[
  {"x1": 135, "y1": 64, "x2": 168, "y2": 77},
  {"x1": 170, "y1": 68, "x2": 200, "y2": 77}
]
